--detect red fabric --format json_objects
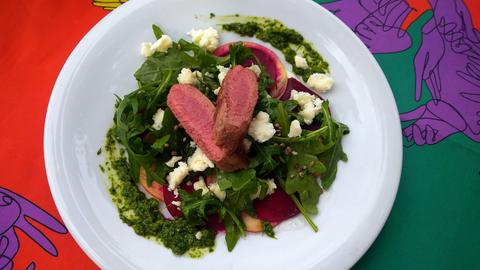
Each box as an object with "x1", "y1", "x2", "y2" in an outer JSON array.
[{"x1": 0, "y1": 1, "x2": 105, "y2": 269}]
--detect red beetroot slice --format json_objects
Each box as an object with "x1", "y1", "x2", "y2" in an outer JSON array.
[
  {"x1": 254, "y1": 186, "x2": 299, "y2": 223},
  {"x1": 207, "y1": 214, "x2": 225, "y2": 233},
  {"x1": 281, "y1": 77, "x2": 324, "y2": 101},
  {"x1": 162, "y1": 180, "x2": 195, "y2": 218}
]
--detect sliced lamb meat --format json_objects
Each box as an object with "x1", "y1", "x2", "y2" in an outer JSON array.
[
  {"x1": 167, "y1": 84, "x2": 248, "y2": 172},
  {"x1": 214, "y1": 65, "x2": 258, "y2": 153}
]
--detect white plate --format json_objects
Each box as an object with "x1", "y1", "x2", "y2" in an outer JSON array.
[{"x1": 44, "y1": 0, "x2": 402, "y2": 269}]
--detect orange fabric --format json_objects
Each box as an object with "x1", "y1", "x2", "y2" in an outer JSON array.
[
  {"x1": 0, "y1": 1, "x2": 105, "y2": 269},
  {"x1": 402, "y1": 0, "x2": 480, "y2": 30}
]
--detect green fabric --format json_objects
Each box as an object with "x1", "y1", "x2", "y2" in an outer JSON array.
[{"x1": 312, "y1": 1, "x2": 480, "y2": 268}]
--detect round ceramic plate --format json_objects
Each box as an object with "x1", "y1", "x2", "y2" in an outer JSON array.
[{"x1": 44, "y1": 0, "x2": 402, "y2": 269}]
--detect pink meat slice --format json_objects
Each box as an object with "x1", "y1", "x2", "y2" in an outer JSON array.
[
  {"x1": 167, "y1": 84, "x2": 248, "y2": 172},
  {"x1": 214, "y1": 66, "x2": 258, "y2": 152}
]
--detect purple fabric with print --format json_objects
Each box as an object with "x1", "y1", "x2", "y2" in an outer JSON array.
[{"x1": 0, "y1": 188, "x2": 67, "y2": 270}]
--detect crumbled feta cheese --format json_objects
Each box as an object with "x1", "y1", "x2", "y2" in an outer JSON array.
[
  {"x1": 265, "y1": 179, "x2": 277, "y2": 195},
  {"x1": 248, "y1": 111, "x2": 276, "y2": 143},
  {"x1": 290, "y1": 90, "x2": 316, "y2": 106},
  {"x1": 195, "y1": 231, "x2": 203, "y2": 240},
  {"x1": 165, "y1": 156, "x2": 182, "y2": 167},
  {"x1": 294, "y1": 55, "x2": 309, "y2": 69},
  {"x1": 288, "y1": 120, "x2": 302, "y2": 138},
  {"x1": 187, "y1": 147, "x2": 214, "y2": 172},
  {"x1": 208, "y1": 182, "x2": 226, "y2": 201},
  {"x1": 290, "y1": 90, "x2": 323, "y2": 125},
  {"x1": 213, "y1": 87, "x2": 221, "y2": 95},
  {"x1": 140, "y1": 42, "x2": 154, "y2": 57},
  {"x1": 166, "y1": 162, "x2": 189, "y2": 190},
  {"x1": 151, "y1": 35, "x2": 173, "y2": 53},
  {"x1": 306, "y1": 73, "x2": 334, "y2": 93},
  {"x1": 193, "y1": 178, "x2": 209, "y2": 195},
  {"x1": 177, "y1": 68, "x2": 201, "y2": 85},
  {"x1": 242, "y1": 138, "x2": 252, "y2": 152},
  {"x1": 217, "y1": 65, "x2": 230, "y2": 84},
  {"x1": 173, "y1": 188, "x2": 179, "y2": 197},
  {"x1": 171, "y1": 200, "x2": 181, "y2": 207},
  {"x1": 298, "y1": 102, "x2": 317, "y2": 125},
  {"x1": 189, "y1": 141, "x2": 197, "y2": 148},
  {"x1": 248, "y1": 64, "x2": 261, "y2": 77},
  {"x1": 152, "y1": 108, "x2": 165, "y2": 130},
  {"x1": 292, "y1": 151, "x2": 298, "y2": 155},
  {"x1": 187, "y1": 27, "x2": 220, "y2": 52}
]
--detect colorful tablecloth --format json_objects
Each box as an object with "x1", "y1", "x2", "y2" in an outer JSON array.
[{"x1": 1, "y1": 0, "x2": 479, "y2": 269}]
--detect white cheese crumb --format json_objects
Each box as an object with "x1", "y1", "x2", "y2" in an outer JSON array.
[
  {"x1": 248, "y1": 111, "x2": 276, "y2": 143},
  {"x1": 294, "y1": 55, "x2": 309, "y2": 69},
  {"x1": 189, "y1": 141, "x2": 197, "y2": 148},
  {"x1": 193, "y1": 178, "x2": 210, "y2": 196},
  {"x1": 217, "y1": 65, "x2": 230, "y2": 84},
  {"x1": 173, "y1": 188, "x2": 179, "y2": 197},
  {"x1": 152, "y1": 108, "x2": 165, "y2": 130},
  {"x1": 187, "y1": 27, "x2": 220, "y2": 52},
  {"x1": 166, "y1": 162, "x2": 189, "y2": 190},
  {"x1": 208, "y1": 182, "x2": 226, "y2": 201},
  {"x1": 171, "y1": 200, "x2": 181, "y2": 207},
  {"x1": 290, "y1": 90, "x2": 323, "y2": 125},
  {"x1": 242, "y1": 138, "x2": 252, "y2": 152},
  {"x1": 195, "y1": 231, "x2": 203, "y2": 240},
  {"x1": 290, "y1": 90, "x2": 315, "y2": 106},
  {"x1": 288, "y1": 120, "x2": 302, "y2": 138},
  {"x1": 306, "y1": 73, "x2": 334, "y2": 93},
  {"x1": 265, "y1": 179, "x2": 277, "y2": 195},
  {"x1": 291, "y1": 151, "x2": 298, "y2": 155},
  {"x1": 248, "y1": 64, "x2": 261, "y2": 77},
  {"x1": 213, "y1": 87, "x2": 221, "y2": 95},
  {"x1": 187, "y1": 147, "x2": 214, "y2": 172},
  {"x1": 140, "y1": 42, "x2": 154, "y2": 57},
  {"x1": 151, "y1": 35, "x2": 173, "y2": 53},
  {"x1": 250, "y1": 179, "x2": 277, "y2": 199},
  {"x1": 177, "y1": 68, "x2": 201, "y2": 85},
  {"x1": 165, "y1": 156, "x2": 182, "y2": 168}
]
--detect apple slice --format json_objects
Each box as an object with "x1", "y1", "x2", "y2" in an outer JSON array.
[
  {"x1": 214, "y1": 41, "x2": 288, "y2": 98},
  {"x1": 139, "y1": 166, "x2": 164, "y2": 201}
]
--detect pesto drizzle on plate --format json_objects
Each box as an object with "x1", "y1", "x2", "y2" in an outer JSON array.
[
  {"x1": 219, "y1": 16, "x2": 329, "y2": 81},
  {"x1": 102, "y1": 129, "x2": 215, "y2": 257}
]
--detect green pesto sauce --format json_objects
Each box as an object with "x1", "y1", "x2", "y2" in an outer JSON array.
[
  {"x1": 220, "y1": 16, "x2": 329, "y2": 81},
  {"x1": 102, "y1": 128, "x2": 215, "y2": 257}
]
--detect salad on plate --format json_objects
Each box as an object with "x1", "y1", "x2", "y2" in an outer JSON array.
[{"x1": 100, "y1": 16, "x2": 349, "y2": 257}]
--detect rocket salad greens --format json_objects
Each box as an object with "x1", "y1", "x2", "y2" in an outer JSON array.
[{"x1": 101, "y1": 20, "x2": 349, "y2": 257}]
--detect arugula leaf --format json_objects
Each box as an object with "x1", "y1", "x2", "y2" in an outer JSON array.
[
  {"x1": 152, "y1": 24, "x2": 164, "y2": 39},
  {"x1": 261, "y1": 221, "x2": 276, "y2": 238},
  {"x1": 224, "y1": 214, "x2": 242, "y2": 251},
  {"x1": 217, "y1": 169, "x2": 256, "y2": 191},
  {"x1": 151, "y1": 135, "x2": 170, "y2": 151},
  {"x1": 134, "y1": 45, "x2": 199, "y2": 85},
  {"x1": 249, "y1": 143, "x2": 281, "y2": 176},
  {"x1": 318, "y1": 140, "x2": 347, "y2": 190},
  {"x1": 284, "y1": 154, "x2": 325, "y2": 214},
  {"x1": 228, "y1": 42, "x2": 257, "y2": 66},
  {"x1": 276, "y1": 102, "x2": 290, "y2": 137},
  {"x1": 180, "y1": 190, "x2": 223, "y2": 224}
]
